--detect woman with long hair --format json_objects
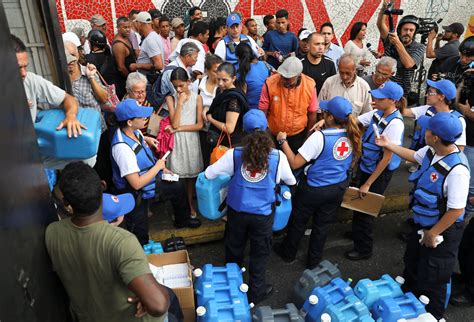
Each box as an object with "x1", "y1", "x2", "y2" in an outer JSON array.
[
  {"x1": 274, "y1": 96, "x2": 362, "y2": 269},
  {"x1": 207, "y1": 17, "x2": 227, "y2": 53},
  {"x1": 344, "y1": 22, "x2": 371, "y2": 76},
  {"x1": 235, "y1": 43, "x2": 271, "y2": 109},
  {"x1": 204, "y1": 109, "x2": 296, "y2": 303},
  {"x1": 206, "y1": 62, "x2": 249, "y2": 148}
]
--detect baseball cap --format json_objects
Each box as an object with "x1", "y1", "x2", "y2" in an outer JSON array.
[
  {"x1": 115, "y1": 99, "x2": 153, "y2": 121},
  {"x1": 102, "y1": 193, "x2": 135, "y2": 222},
  {"x1": 299, "y1": 30, "x2": 312, "y2": 41},
  {"x1": 277, "y1": 56, "x2": 303, "y2": 78},
  {"x1": 65, "y1": 51, "x2": 77, "y2": 64},
  {"x1": 149, "y1": 9, "x2": 162, "y2": 20},
  {"x1": 426, "y1": 79, "x2": 456, "y2": 101},
  {"x1": 62, "y1": 32, "x2": 81, "y2": 47},
  {"x1": 243, "y1": 109, "x2": 268, "y2": 132},
  {"x1": 417, "y1": 112, "x2": 462, "y2": 143},
  {"x1": 442, "y1": 22, "x2": 464, "y2": 35},
  {"x1": 226, "y1": 13, "x2": 241, "y2": 27},
  {"x1": 135, "y1": 11, "x2": 152, "y2": 24},
  {"x1": 171, "y1": 17, "x2": 185, "y2": 28},
  {"x1": 319, "y1": 96, "x2": 352, "y2": 120},
  {"x1": 369, "y1": 81, "x2": 404, "y2": 101},
  {"x1": 90, "y1": 14, "x2": 106, "y2": 26}
]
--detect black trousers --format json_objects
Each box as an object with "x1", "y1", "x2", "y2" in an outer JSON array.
[
  {"x1": 458, "y1": 217, "x2": 474, "y2": 295},
  {"x1": 224, "y1": 207, "x2": 273, "y2": 301},
  {"x1": 286, "y1": 130, "x2": 307, "y2": 155},
  {"x1": 125, "y1": 179, "x2": 190, "y2": 245},
  {"x1": 352, "y1": 168, "x2": 393, "y2": 254},
  {"x1": 280, "y1": 180, "x2": 347, "y2": 268},
  {"x1": 199, "y1": 130, "x2": 211, "y2": 168},
  {"x1": 402, "y1": 222, "x2": 464, "y2": 319}
]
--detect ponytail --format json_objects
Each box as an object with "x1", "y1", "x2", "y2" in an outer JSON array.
[
  {"x1": 241, "y1": 130, "x2": 275, "y2": 172},
  {"x1": 395, "y1": 96, "x2": 407, "y2": 114},
  {"x1": 339, "y1": 114, "x2": 362, "y2": 159},
  {"x1": 235, "y1": 43, "x2": 254, "y2": 93}
]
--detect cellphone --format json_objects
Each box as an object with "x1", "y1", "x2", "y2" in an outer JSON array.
[
  {"x1": 373, "y1": 124, "x2": 381, "y2": 139},
  {"x1": 161, "y1": 151, "x2": 170, "y2": 161}
]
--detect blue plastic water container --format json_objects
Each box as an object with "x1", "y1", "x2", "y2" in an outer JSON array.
[
  {"x1": 34, "y1": 108, "x2": 101, "y2": 159},
  {"x1": 273, "y1": 185, "x2": 292, "y2": 231},
  {"x1": 143, "y1": 240, "x2": 164, "y2": 255},
  {"x1": 303, "y1": 278, "x2": 354, "y2": 322},
  {"x1": 195, "y1": 172, "x2": 231, "y2": 220},
  {"x1": 354, "y1": 274, "x2": 404, "y2": 309},
  {"x1": 372, "y1": 292, "x2": 427, "y2": 322},
  {"x1": 194, "y1": 263, "x2": 244, "y2": 289},
  {"x1": 196, "y1": 298, "x2": 252, "y2": 322},
  {"x1": 325, "y1": 294, "x2": 374, "y2": 322},
  {"x1": 293, "y1": 260, "x2": 341, "y2": 308},
  {"x1": 195, "y1": 278, "x2": 249, "y2": 307}
]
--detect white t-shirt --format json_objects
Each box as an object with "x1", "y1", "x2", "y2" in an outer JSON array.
[
  {"x1": 205, "y1": 148, "x2": 296, "y2": 186},
  {"x1": 410, "y1": 105, "x2": 466, "y2": 146},
  {"x1": 111, "y1": 129, "x2": 146, "y2": 178},
  {"x1": 168, "y1": 38, "x2": 206, "y2": 73},
  {"x1": 358, "y1": 110, "x2": 404, "y2": 145},
  {"x1": 214, "y1": 35, "x2": 261, "y2": 62},
  {"x1": 137, "y1": 31, "x2": 163, "y2": 68},
  {"x1": 414, "y1": 146, "x2": 470, "y2": 210},
  {"x1": 191, "y1": 75, "x2": 217, "y2": 108}
]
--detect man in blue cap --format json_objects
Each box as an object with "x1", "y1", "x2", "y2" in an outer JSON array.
[
  {"x1": 214, "y1": 13, "x2": 264, "y2": 65},
  {"x1": 376, "y1": 112, "x2": 470, "y2": 319},
  {"x1": 111, "y1": 99, "x2": 200, "y2": 245}
]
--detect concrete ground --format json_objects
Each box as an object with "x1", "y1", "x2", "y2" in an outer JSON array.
[{"x1": 186, "y1": 211, "x2": 474, "y2": 321}]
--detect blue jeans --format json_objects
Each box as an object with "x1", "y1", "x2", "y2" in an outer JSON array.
[{"x1": 464, "y1": 145, "x2": 474, "y2": 213}]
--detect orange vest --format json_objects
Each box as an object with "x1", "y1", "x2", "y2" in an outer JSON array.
[{"x1": 265, "y1": 74, "x2": 315, "y2": 136}]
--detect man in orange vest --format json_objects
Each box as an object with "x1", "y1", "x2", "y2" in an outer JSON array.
[{"x1": 259, "y1": 56, "x2": 319, "y2": 153}]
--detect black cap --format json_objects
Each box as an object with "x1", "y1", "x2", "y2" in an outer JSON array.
[
  {"x1": 442, "y1": 22, "x2": 464, "y2": 35},
  {"x1": 148, "y1": 9, "x2": 162, "y2": 20}
]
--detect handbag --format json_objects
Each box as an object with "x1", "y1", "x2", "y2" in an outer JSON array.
[
  {"x1": 146, "y1": 105, "x2": 164, "y2": 137},
  {"x1": 97, "y1": 72, "x2": 120, "y2": 113},
  {"x1": 210, "y1": 127, "x2": 232, "y2": 165}
]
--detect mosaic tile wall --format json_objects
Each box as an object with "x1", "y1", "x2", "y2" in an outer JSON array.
[{"x1": 57, "y1": 0, "x2": 473, "y2": 51}]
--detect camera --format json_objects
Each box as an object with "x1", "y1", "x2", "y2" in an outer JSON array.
[
  {"x1": 417, "y1": 18, "x2": 443, "y2": 44},
  {"x1": 384, "y1": 1, "x2": 404, "y2": 32},
  {"x1": 461, "y1": 70, "x2": 474, "y2": 99}
]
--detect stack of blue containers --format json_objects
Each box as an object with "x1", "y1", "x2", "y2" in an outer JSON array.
[
  {"x1": 143, "y1": 240, "x2": 163, "y2": 255},
  {"x1": 194, "y1": 263, "x2": 252, "y2": 322}
]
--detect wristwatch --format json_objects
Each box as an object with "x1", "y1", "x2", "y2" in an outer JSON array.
[{"x1": 277, "y1": 138, "x2": 287, "y2": 146}]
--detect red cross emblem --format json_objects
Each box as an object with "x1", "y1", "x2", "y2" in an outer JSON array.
[
  {"x1": 111, "y1": 195, "x2": 119, "y2": 203},
  {"x1": 241, "y1": 165, "x2": 267, "y2": 182},
  {"x1": 333, "y1": 137, "x2": 352, "y2": 160},
  {"x1": 430, "y1": 172, "x2": 438, "y2": 182},
  {"x1": 337, "y1": 141, "x2": 349, "y2": 156}
]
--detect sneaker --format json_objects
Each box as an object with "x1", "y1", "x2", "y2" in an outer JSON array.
[{"x1": 174, "y1": 217, "x2": 201, "y2": 229}]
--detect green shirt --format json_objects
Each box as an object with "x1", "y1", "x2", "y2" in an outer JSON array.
[{"x1": 45, "y1": 218, "x2": 165, "y2": 322}]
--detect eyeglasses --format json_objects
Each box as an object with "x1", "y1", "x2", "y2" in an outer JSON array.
[
  {"x1": 131, "y1": 89, "x2": 146, "y2": 96},
  {"x1": 374, "y1": 70, "x2": 392, "y2": 78}
]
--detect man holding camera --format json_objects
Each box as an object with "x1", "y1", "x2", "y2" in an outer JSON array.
[
  {"x1": 377, "y1": 0, "x2": 425, "y2": 97},
  {"x1": 426, "y1": 23, "x2": 464, "y2": 79}
]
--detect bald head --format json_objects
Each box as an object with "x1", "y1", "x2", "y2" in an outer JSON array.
[
  {"x1": 338, "y1": 54, "x2": 357, "y2": 87},
  {"x1": 308, "y1": 32, "x2": 325, "y2": 59},
  {"x1": 338, "y1": 54, "x2": 356, "y2": 70}
]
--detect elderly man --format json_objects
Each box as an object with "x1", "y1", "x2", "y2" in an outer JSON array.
[
  {"x1": 259, "y1": 57, "x2": 318, "y2": 153},
  {"x1": 319, "y1": 54, "x2": 372, "y2": 116},
  {"x1": 363, "y1": 56, "x2": 397, "y2": 90}
]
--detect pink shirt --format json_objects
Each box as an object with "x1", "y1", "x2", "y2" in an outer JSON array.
[{"x1": 159, "y1": 34, "x2": 172, "y2": 66}]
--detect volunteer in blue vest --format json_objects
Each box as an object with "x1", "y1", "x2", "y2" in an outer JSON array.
[
  {"x1": 273, "y1": 96, "x2": 362, "y2": 269},
  {"x1": 375, "y1": 112, "x2": 470, "y2": 319},
  {"x1": 403, "y1": 79, "x2": 466, "y2": 152},
  {"x1": 214, "y1": 13, "x2": 264, "y2": 66},
  {"x1": 111, "y1": 99, "x2": 201, "y2": 245},
  {"x1": 347, "y1": 81, "x2": 406, "y2": 260},
  {"x1": 204, "y1": 109, "x2": 296, "y2": 304}
]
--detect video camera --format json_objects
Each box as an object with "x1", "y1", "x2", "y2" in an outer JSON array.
[
  {"x1": 384, "y1": 2, "x2": 404, "y2": 32},
  {"x1": 417, "y1": 18, "x2": 443, "y2": 44}
]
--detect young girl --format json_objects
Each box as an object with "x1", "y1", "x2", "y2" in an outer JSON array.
[{"x1": 165, "y1": 67, "x2": 204, "y2": 217}]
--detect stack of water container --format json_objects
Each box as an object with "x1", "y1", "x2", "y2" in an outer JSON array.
[
  {"x1": 143, "y1": 240, "x2": 164, "y2": 255},
  {"x1": 291, "y1": 260, "x2": 439, "y2": 322},
  {"x1": 194, "y1": 263, "x2": 253, "y2": 322}
]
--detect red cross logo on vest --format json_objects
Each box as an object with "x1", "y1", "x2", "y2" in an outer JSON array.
[
  {"x1": 430, "y1": 172, "x2": 438, "y2": 183},
  {"x1": 333, "y1": 137, "x2": 352, "y2": 160},
  {"x1": 111, "y1": 195, "x2": 119, "y2": 203},
  {"x1": 241, "y1": 165, "x2": 268, "y2": 182}
]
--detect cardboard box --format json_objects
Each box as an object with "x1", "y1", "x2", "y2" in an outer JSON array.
[
  {"x1": 147, "y1": 250, "x2": 195, "y2": 322},
  {"x1": 341, "y1": 187, "x2": 386, "y2": 217}
]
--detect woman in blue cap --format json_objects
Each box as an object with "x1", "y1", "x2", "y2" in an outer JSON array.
[
  {"x1": 204, "y1": 109, "x2": 296, "y2": 304},
  {"x1": 110, "y1": 99, "x2": 201, "y2": 245},
  {"x1": 375, "y1": 112, "x2": 469, "y2": 319},
  {"x1": 403, "y1": 79, "x2": 466, "y2": 152},
  {"x1": 274, "y1": 96, "x2": 362, "y2": 269}
]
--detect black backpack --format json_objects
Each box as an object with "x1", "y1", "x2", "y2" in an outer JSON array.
[{"x1": 146, "y1": 64, "x2": 179, "y2": 111}]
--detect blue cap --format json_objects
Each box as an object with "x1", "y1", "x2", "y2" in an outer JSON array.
[
  {"x1": 226, "y1": 13, "x2": 241, "y2": 27},
  {"x1": 417, "y1": 112, "x2": 462, "y2": 143},
  {"x1": 243, "y1": 109, "x2": 268, "y2": 132},
  {"x1": 115, "y1": 98, "x2": 153, "y2": 121},
  {"x1": 319, "y1": 96, "x2": 352, "y2": 120},
  {"x1": 369, "y1": 81, "x2": 404, "y2": 101},
  {"x1": 102, "y1": 193, "x2": 135, "y2": 222},
  {"x1": 427, "y1": 79, "x2": 456, "y2": 101}
]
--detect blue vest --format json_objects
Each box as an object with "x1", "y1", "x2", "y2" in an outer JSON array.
[
  {"x1": 306, "y1": 129, "x2": 353, "y2": 187},
  {"x1": 410, "y1": 107, "x2": 463, "y2": 150},
  {"x1": 360, "y1": 110, "x2": 403, "y2": 174},
  {"x1": 227, "y1": 147, "x2": 280, "y2": 215},
  {"x1": 111, "y1": 129, "x2": 156, "y2": 200},
  {"x1": 224, "y1": 34, "x2": 251, "y2": 65},
  {"x1": 408, "y1": 148, "x2": 469, "y2": 227}
]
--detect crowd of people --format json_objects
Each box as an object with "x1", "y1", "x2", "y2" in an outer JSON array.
[{"x1": 12, "y1": 0, "x2": 474, "y2": 320}]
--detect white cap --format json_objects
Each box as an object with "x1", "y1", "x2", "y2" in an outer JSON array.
[
  {"x1": 299, "y1": 29, "x2": 312, "y2": 41},
  {"x1": 309, "y1": 295, "x2": 319, "y2": 305},
  {"x1": 62, "y1": 32, "x2": 81, "y2": 47},
  {"x1": 240, "y1": 283, "x2": 249, "y2": 293},
  {"x1": 395, "y1": 276, "x2": 405, "y2": 285},
  {"x1": 196, "y1": 306, "x2": 206, "y2": 316},
  {"x1": 321, "y1": 313, "x2": 331, "y2": 322},
  {"x1": 135, "y1": 11, "x2": 152, "y2": 23},
  {"x1": 283, "y1": 191, "x2": 292, "y2": 200},
  {"x1": 419, "y1": 295, "x2": 430, "y2": 305},
  {"x1": 193, "y1": 268, "x2": 203, "y2": 278}
]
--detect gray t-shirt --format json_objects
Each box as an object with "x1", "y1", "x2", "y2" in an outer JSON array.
[
  {"x1": 362, "y1": 74, "x2": 378, "y2": 90},
  {"x1": 435, "y1": 40, "x2": 460, "y2": 61},
  {"x1": 23, "y1": 72, "x2": 66, "y2": 121},
  {"x1": 137, "y1": 31, "x2": 163, "y2": 73}
]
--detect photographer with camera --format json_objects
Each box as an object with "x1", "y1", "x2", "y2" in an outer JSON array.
[
  {"x1": 426, "y1": 23, "x2": 464, "y2": 79},
  {"x1": 377, "y1": 0, "x2": 425, "y2": 97}
]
